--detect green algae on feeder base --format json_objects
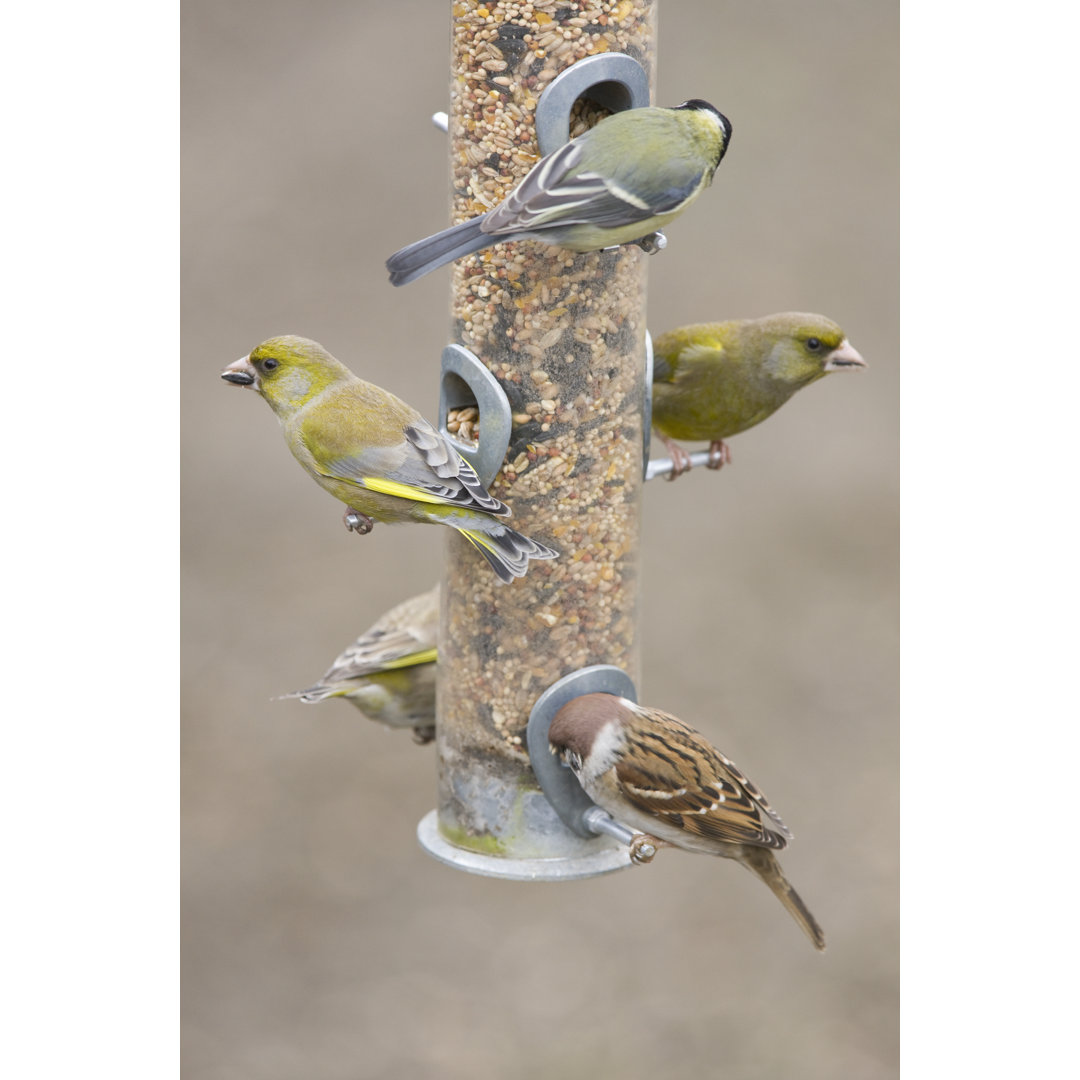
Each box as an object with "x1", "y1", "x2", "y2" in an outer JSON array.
[{"x1": 437, "y1": 821, "x2": 507, "y2": 857}]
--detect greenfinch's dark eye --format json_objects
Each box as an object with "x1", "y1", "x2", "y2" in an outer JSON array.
[
  {"x1": 262, "y1": 358, "x2": 279, "y2": 371},
  {"x1": 806, "y1": 337, "x2": 821, "y2": 351}
]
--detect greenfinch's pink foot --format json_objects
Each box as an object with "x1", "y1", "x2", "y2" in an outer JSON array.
[
  {"x1": 660, "y1": 435, "x2": 694, "y2": 481},
  {"x1": 707, "y1": 440, "x2": 732, "y2": 470}
]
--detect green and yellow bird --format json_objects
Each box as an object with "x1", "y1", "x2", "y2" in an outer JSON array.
[
  {"x1": 284, "y1": 586, "x2": 439, "y2": 744},
  {"x1": 221, "y1": 336, "x2": 557, "y2": 582},
  {"x1": 651, "y1": 312, "x2": 866, "y2": 479}
]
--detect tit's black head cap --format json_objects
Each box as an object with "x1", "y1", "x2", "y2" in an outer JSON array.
[{"x1": 675, "y1": 99, "x2": 731, "y2": 141}]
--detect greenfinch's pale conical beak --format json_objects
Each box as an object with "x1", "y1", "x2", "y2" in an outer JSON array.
[
  {"x1": 221, "y1": 356, "x2": 256, "y2": 386},
  {"x1": 823, "y1": 339, "x2": 866, "y2": 371}
]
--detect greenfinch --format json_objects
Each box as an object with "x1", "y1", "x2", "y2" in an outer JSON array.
[
  {"x1": 221, "y1": 336, "x2": 557, "y2": 582},
  {"x1": 651, "y1": 312, "x2": 866, "y2": 479},
  {"x1": 284, "y1": 586, "x2": 439, "y2": 744},
  {"x1": 549, "y1": 693, "x2": 825, "y2": 951},
  {"x1": 387, "y1": 101, "x2": 732, "y2": 286}
]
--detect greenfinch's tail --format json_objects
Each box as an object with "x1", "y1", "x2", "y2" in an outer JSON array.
[
  {"x1": 280, "y1": 684, "x2": 347, "y2": 704},
  {"x1": 738, "y1": 845, "x2": 826, "y2": 952},
  {"x1": 455, "y1": 521, "x2": 558, "y2": 583}
]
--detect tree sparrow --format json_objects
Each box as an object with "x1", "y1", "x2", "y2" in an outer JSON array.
[{"x1": 549, "y1": 693, "x2": 825, "y2": 951}]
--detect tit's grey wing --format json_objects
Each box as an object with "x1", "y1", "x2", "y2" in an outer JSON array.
[
  {"x1": 481, "y1": 140, "x2": 591, "y2": 234},
  {"x1": 482, "y1": 133, "x2": 708, "y2": 235}
]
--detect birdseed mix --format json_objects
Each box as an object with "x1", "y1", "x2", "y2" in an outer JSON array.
[{"x1": 437, "y1": 0, "x2": 656, "y2": 850}]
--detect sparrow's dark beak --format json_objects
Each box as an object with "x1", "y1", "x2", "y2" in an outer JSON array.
[
  {"x1": 221, "y1": 357, "x2": 257, "y2": 386},
  {"x1": 824, "y1": 339, "x2": 867, "y2": 372}
]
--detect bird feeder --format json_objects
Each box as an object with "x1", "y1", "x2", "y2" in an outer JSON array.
[{"x1": 416, "y1": 0, "x2": 659, "y2": 880}]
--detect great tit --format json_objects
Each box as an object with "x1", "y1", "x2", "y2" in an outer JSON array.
[{"x1": 386, "y1": 100, "x2": 732, "y2": 286}]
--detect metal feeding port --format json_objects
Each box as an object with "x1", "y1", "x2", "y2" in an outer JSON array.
[
  {"x1": 526, "y1": 666, "x2": 646, "y2": 851},
  {"x1": 533, "y1": 52, "x2": 651, "y2": 155},
  {"x1": 438, "y1": 344, "x2": 513, "y2": 489}
]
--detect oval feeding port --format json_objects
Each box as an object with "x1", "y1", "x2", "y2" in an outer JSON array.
[
  {"x1": 527, "y1": 665, "x2": 638, "y2": 840},
  {"x1": 438, "y1": 344, "x2": 513, "y2": 489},
  {"x1": 534, "y1": 53, "x2": 651, "y2": 155}
]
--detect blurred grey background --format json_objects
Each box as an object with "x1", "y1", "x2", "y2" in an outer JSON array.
[{"x1": 182, "y1": 2, "x2": 898, "y2": 1077}]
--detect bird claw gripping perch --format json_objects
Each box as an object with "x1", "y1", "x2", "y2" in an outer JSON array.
[
  {"x1": 662, "y1": 438, "x2": 694, "y2": 481},
  {"x1": 635, "y1": 231, "x2": 668, "y2": 255},
  {"x1": 343, "y1": 508, "x2": 374, "y2": 535},
  {"x1": 706, "y1": 440, "x2": 732, "y2": 470},
  {"x1": 603, "y1": 230, "x2": 668, "y2": 256},
  {"x1": 628, "y1": 834, "x2": 660, "y2": 864}
]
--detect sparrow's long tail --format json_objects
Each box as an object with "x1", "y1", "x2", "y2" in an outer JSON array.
[
  {"x1": 386, "y1": 215, "x2": 493, "y2": 286},
  {"x1": 738, "y1": 845, "x2": 826, "y2": 952},
  {"x1": 453, "y1": 518, "x2": 558, "y2": 584}
]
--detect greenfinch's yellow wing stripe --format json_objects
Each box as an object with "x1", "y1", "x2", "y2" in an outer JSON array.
[
  {"x1": 379, "y1": 648, "x2": 437, "y2": 670},
  {"x1": 359, "y1": 477, "x2": 457, "y2": 505}
]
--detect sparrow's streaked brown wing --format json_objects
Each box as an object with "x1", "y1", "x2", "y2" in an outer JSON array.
[{"x1": 614, "y1": 711, "x2": 790, "y2": 849}]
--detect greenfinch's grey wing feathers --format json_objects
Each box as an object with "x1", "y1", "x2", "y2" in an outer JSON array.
[
  {"x1": 318, "y1": 421, "x2": 509, "y2": 516},
  {"x1": 323, "y1": 586, "x2": 439, "y2": 682},
  {"x1": 402, "y1": 421, "x2": 508, "y2": 514},
  {"x1": 403, "y1": 422, "x2": 456, "y2": 475},
  {"x1": 319, "y1": 628, "x2": 435, "y2": 682}
]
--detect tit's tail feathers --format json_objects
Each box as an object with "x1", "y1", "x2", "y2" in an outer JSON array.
[
  {"x1": 455, "y1": 521, "x2": 558, "y2": 584},
  {"x1": 739, "y1": 846, "x2": 826, "y2": 952},
  {"x1": 386, "y1": 215, "x2": 493, "y2": 286}
]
